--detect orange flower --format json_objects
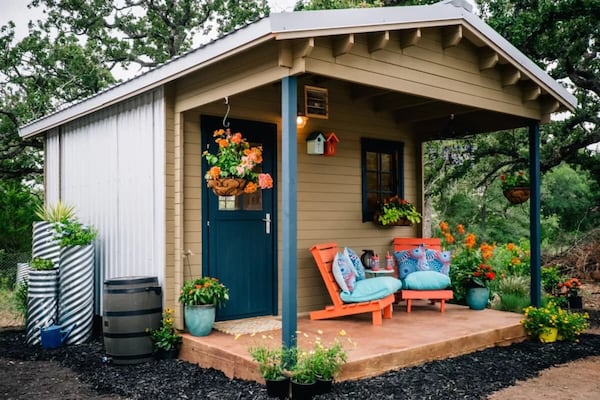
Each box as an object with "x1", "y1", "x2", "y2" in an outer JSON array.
[
  {"x1": 465, "y1": 233, "x2": 476, "y2": 249},
  {"x1": 439, "y1": 221, "x2": 449, "y2": 233},
  {"x1": 231, "y1": 132, "x2": 242, "y2": 144},
  {"x1": 217, "y1": 138, "x2": 229, "y2": 148},
  {"x1": 444, "y1": 233, "x2": 455, "y2": 244},
  {"x1": 506, "y1": 243, "x2": 515, "y2": 252},
  {"x1": 511, "y1": 257, "x2": 521, "y2": 265},
  {"x1": 213, "y1": 129, "x2": 225, "y2": 137},
  {"x1": 208, "y1": 166, "x2": 221, "y2": 179},
  {"x1": 480, "y1": 243, "x2": 495, "y2": 260},
  {"x1": 244, "y1": 182, "x2": 258, "y2": 193},
  {"x1": 457, "y1": 224, "x2": 465, "y2": 234},
  {"x1": 258, "y1": 173, "x2": 273, "y2": 189}
]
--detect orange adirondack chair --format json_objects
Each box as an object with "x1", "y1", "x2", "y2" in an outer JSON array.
[
  {"x1": 309, "y1": 242, "x2": 395, "y2": 325},
  {"x1": 392, "y1": 237, "x2": 453, "y2": 313}
]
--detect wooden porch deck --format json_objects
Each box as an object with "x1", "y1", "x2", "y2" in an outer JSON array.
[{"x1": 179, "y1": 302, "x2": 526, "y2": 383}]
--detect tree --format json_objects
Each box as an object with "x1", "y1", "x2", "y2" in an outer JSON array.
[{"x1": 0, "y1": 181, "x2": 41, "y2": 252}]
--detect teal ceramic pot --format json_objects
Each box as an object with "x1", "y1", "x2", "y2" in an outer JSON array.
[
  {"x1": 184, "y1": 304, "x2": 216, "y2": 336},
  {"x1": 466, "y1": 287, "x2": 489, "y2": 310}
]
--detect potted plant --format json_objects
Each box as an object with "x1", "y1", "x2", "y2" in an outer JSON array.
[
  {"x1": 522, "y1": 301, "x2": 561, "y2": 342},
  {"x1": 311, "y1": 337, "x2": 347, "y2": 395},
  {"x1": 149, "y1": 308, "x2": 182, "y2": 359},
  {"x1": 249, "y1": 345, "x2": 289, "y2": 399},
  {"x1": 464, "y1": 262, "x2": 496, "y2": 310},
  {"x1": 26, "y1": 257, "x2": 59, "y2": 345},
  {"x1": 374, "y1": 195, "x2": 422, "y2": 226},
  {"x1": 289, "y1": 348, "x2": 317, "y2": 400},
  {"x1": 500, "y1": 170, "x2": 530, "y2": 204},
  {"x1": 179, "y1": 277, "x2": 229, "y2": 336},
  {"x1": 557, "y1": 277, "x2": 583, "y2": 309},
  {"x1": 30, "y1": 257, "x2": 56, "y2": 271},
  {"x1": 202, "y1": 128, "x2": 273, "y2": 196},
  {"x1": 52, "y1": 218, "x2": 97, "y2": 345},
  {"x1": 556, "y1": 308, "x2": 589, "y2": 342}
]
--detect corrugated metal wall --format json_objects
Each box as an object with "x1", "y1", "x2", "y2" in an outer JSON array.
[
  {"x1": 45, "y1": 88, "x2": 165, "y2": 314},
  {"x1": 45, "y1": 128, "x2": 60, "y2": 204}
]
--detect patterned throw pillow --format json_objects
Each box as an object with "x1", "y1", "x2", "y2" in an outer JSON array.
[
  {"x1": 332, "y1": 251, "x2": 357, "y2": 293},
  {"x1": 425, "y1": 249, "x2": 452, "y2": 275},
  {"x1": 344, "y1": 247, "x2": 366, "y2": 281},
  {"x1": 394, "y1": 245, "x2": 428, "y2": 280}
]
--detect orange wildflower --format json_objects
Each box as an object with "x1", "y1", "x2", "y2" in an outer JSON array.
[
  {"x1": 213, "y1": 128, "x2": 225, "y2": 137},
  {"x1": 439, "y1": 221, "x2": 449, "y2": 233},
  {"x1": 217, "y1": 138, "x2": 229, "y2": 148},
  {"x1": 444, "y1": 233, "x2": 455, "y2": 244},
  {"x1": 457, "y1": 224, "x2": 465, "y2": 234},
  {"x1": 511, "y1": 257, "x2": 521, "y2": 265},
  {"x1": 506, "y1": 243, "x2": 515, "y2": 252},
  {"x1": 480, "y1": 243, "x2": 495, "y2": 260},
  {"x1": 465, "y1": 233, "x2": 476, "y2": 249}
]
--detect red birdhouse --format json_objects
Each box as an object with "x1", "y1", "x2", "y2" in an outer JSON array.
[{"x1": 324, "y1": 132, "x2": 339, "y2": 156}]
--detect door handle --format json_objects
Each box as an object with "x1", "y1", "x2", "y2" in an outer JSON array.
[{"x1": 262, "y1": 213, "x2": 271, "y2": 235}]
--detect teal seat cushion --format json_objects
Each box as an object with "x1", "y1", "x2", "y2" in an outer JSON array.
[
  {"x1": 340, "y1": 277, "x2": 402, "y2": 303},
  {"x1": 403, "y1": 271, "x2": 451, "y2": 290}
]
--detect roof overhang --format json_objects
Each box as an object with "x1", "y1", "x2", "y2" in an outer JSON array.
[{"x1": 19, "y1": 1, "x2": 576, "y2": 139}]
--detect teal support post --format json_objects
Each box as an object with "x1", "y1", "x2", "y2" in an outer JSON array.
[
  {"x1": 529, "y1": 122, "x2": 541, "y2": 307},
  {"x1": 281, "y1": 76, "x2": 298, "y2": 352}
]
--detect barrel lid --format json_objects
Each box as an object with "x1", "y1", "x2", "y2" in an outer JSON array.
[{"x1": 104, "y1": 276, "x2": 158, "y2": 285}]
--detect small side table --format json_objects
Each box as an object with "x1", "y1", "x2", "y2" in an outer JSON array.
[{"x1": 364, "y1": 269, "x2": 395, "y2": 279}]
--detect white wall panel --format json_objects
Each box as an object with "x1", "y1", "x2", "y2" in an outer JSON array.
[
  {"x1": 45, "y1": 128, "x2": 60, "y2": 204},
  {"x1": 56, "y1": 88, "x2": 165, "y2": 313}
]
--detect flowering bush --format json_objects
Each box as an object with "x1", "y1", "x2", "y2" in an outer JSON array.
[
  {"x1": 556, "y1": 309, "x2": 589, "y2": 342},
  {"x1": 557, "y1": 277, "x2": 582, "y2": 298},
  {"x1": 249, "y1": 339, "x2": 286, "y2": 380},
  {"x1": 179, "y1": 277, "x2": 229, "y2": 308},
  {"x1": 375, "y1": 195, "x2": 422, "y2": 225},
  {"x1": 500, "y1": 170, "x2": 529, "y2": 190},
  {"x1": 438, "y1": 222, "x2": 496, "y2": 302},
  {"x1": 202, "y1": 128, "x2": 273, "y2": 194},
  {"x1": 148, "y1": 308, "x2": 182, "y2": 351}
]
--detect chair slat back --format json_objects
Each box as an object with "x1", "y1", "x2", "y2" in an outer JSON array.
[
  {"x1": 392, "y1": 237, "x2": 442, "y2": 252},
  {"x1": 310, "y1": 242, "x2": 344, "y2": 307}
]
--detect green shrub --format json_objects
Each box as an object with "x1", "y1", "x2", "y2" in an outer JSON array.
[
  {"x1": 497, "y1": 293, "x2": 530, "y2": 313},
  {"x1": 541, "y1": 265, "x2": 563, "y2": 296},
  {"x1": 13, "y1": 282, "x2": 28, "y2": 318}
]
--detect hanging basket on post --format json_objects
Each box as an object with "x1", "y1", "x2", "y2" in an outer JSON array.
[
  {"x1": 503, "y1": 187, "x2": 530, "y2": 204},
  {"x1": 207, "y1": 178, "x2": 247, "y2": 196}
]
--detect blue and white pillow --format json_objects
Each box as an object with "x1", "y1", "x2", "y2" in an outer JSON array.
[
  {"x1": 332, "y1": 251, "x2": 357, "y2": 293},
  {"x1": 425, "y1": 249, "x2": 452, "y2": 275},
  {"x1": 394, "y1": 245, "x2": 428, "y2": 280},
  {"x1": 344, "y1": 247, "x2": 366, "y2": 281}
]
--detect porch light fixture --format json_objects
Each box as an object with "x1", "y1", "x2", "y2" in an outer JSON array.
[{"x1": 296, "y1": 113, "x2": 308, "y2": 128}]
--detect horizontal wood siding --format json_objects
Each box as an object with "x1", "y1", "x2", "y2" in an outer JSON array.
[
  {"x1": 176, "y1": 79, "x2": 419, "y2": 315},
  {"x1": 305, "y1": 29, "x2": 542, "y2": 120}
]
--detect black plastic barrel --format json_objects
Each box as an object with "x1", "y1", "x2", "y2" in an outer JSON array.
[{"x1": 103, "y1": 276, "x2": 162, "y2": 364}]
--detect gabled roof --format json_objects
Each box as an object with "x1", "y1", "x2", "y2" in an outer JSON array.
[{"x1": 19, "y1": 0, "x2": 576, "y2": 139}]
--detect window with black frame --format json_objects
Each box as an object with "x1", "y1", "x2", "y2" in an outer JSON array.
[{"x1": 361, "y1": 138, "x2": 404, "y2": 222}]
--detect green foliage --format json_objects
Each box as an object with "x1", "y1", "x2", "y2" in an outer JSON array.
[
  {"x1": 0, "y1": 182, "x2": 41, "y2": 252},
  {"x1": 52, "y1": 220, "x2": 97, "y2": 247},
  {"x1": 34, "y1": 201, "x2": 76, "y2": 223},
  {"x1": 250, "y1": 345, "x2": 286, "y2": 380},
  {"x1": 13, "y1": 282, "x2": 28, "y2": 318},
  {"x1": 556, "y1": 310, "x2": 590, "y2": 342},
  {"x1": 541, "y1": 265, "x2": 564, "y2": 295},
  {"x1": 495, "y1": 293, "x2": 530, "y2": 313},
  {"x1": 311, "y1": 339, "x2": 347, "y2": 380},
  {"x1": 148, "y1": 308, "x2": 182, "y2": 351},
  {"x1": 376, "y1": 196, "x2": 422, "y2": 225},
  {"x1": 179, "y1": 277, "x2": 229, "y2": 307},
  {"x1": 30, "y1": 257, "x2": 55, "y2": 271},
  {"x1": 500, "y1": 171, "x2": 528, "y2": 190},
  {"x1": 522, "y1": 301, "x2": 589, "y2": 342}
]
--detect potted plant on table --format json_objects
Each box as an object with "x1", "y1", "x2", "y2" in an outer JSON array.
[
  {"x1": 203, "y1": 128, "x2": 273, "y2": 196},
  {"x1": 374, "y1": 195, "x2": 422, "y2": 226},
  {"x1": 179, "y1": 277, "x2": 229, "y2": 336},
  {"x1": 149, "y1": 308, "x2": 182, "y2": 359},
  {"x1": 500, "y1": 170, "x2": 530, "y2": 204}
]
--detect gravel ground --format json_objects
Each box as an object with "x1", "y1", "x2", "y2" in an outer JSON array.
[{"x1": 2, "y1": 327, "x2": 600, "y2": 400}]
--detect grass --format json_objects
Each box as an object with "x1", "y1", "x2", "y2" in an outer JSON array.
[{"x1": 0, "y1": 287, "x2": 24, "y2": 328}]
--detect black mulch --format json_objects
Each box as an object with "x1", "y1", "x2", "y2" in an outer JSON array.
[{"x1": 1, "y1": 328, "x2": 600, "y2": 400}]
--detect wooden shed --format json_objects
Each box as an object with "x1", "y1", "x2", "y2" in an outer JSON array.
[{"x1": 19, "y1": 1, "x2": 576, "y2": 332}]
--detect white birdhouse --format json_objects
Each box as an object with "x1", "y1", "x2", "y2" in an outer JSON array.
[{"x1": 306, "y1": 131, "x2": 326, "y2": 155}]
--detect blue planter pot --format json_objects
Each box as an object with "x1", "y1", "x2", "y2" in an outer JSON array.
[
  {"x1": 184, "y1": 304, "x2": 216, "y2": 336},
  {"x1": 466, "y1": 287, "x2": 489, "y2": 310}
]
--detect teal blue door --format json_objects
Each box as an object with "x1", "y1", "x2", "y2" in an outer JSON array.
[{"x1": 201, "y1": 115, "x2": 277, "y2": 321}]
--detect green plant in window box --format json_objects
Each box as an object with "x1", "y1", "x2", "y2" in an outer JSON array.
[{"x1": 375, "y1": 195, "x2": 422, "y2": 226}]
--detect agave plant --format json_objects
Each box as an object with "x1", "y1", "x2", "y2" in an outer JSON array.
[{"x1": 34, "y1": 201, "x2": 76, "y2": 222}]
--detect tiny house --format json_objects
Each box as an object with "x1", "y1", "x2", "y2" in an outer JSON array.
[{"x1": 19, "y1": 2, "x2": 576, "y2": 328}]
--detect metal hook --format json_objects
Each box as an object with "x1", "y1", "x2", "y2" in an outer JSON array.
[{"x1": 223, "y1": 97, "x2": 230, "y2": 128}]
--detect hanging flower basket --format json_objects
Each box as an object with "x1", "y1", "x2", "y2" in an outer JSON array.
[
  {"x1": 502, "y1": 187, "x2": 530, "y2": 204},
  {"x1": 207, "y1": 178, "x2": 247, "y2": 197},
  {"x1": 373, "y1": 212, "x2": 412, "y2": 226}
]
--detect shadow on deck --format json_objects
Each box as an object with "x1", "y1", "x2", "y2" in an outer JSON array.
[{"x1": 179, "y1": 302, "x2": 526, "y2": 383}]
